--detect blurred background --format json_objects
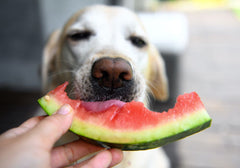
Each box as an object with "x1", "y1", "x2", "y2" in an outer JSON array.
[{"x1": 0, "y1": 0, "x2": 239, "y2": 167}]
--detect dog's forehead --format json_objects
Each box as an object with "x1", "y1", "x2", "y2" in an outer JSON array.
[{"x1": 68, "y1": 5, "x2": 146, "y2": 35}]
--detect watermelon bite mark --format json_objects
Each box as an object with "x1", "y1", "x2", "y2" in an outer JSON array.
[{"x1": 38, "y1": 82, "x2": 212, "y2": 150}]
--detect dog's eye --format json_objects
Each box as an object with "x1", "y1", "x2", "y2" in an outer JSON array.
[
  {"x1": 129, "y1": 36, "x2": 147, "y2": 48},
  {"x1": 68, "y1": 31, "x2": 92, "y2": 41}
]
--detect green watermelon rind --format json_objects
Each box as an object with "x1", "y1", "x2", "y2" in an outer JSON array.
[
  {"x1": 70, "y1": 109, "x2": 210, "y2": 142},
  {"x1": 38, "y1": 95, "x2": 212, "y2": 150},
  {"x1": 38, "y1": 95, "x2": 61, "y2": 116},
  {"x1": 106, "y1": 119, "x2": 211, "y2": 150},
  {"x1": 69, "y1": 109, "x2": 211, "y2": 150}
]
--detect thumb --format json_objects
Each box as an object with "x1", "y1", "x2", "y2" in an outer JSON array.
[{"x1": 28, "y1": 104, "x2": 74, "y2": 148}]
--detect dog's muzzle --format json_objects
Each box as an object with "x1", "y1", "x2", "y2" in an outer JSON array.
[{"x1": 90, "y1": 57, "x2": 135, "y2": 102}]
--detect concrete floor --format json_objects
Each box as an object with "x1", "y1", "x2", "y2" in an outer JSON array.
[{"x1": 169, "y1": 9, "x2": 240, "y2": 168}]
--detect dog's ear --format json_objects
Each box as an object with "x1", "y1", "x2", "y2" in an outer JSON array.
[
  {"x1": 146, "y1": 45, "x2": 169, "y2": 101},
  {"x1": 42, "y1": 30, "x2": 61, "y2": 91}
]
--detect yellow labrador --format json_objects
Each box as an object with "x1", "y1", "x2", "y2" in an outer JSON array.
[{"x1": 42, "y1": 5, "x2": 170, "y2": 168}]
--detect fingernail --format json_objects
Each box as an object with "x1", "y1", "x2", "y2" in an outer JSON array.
[{"x1": 57, "y1": 104, "x2": 72, "y2": 115}]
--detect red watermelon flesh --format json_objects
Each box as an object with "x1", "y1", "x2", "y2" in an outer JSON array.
[{"x1": 38, "y1": 82, "x2": 211, "y2": 150}]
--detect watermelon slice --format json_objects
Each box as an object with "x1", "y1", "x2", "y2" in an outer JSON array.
[{"x1": 38, "y1": 82, "x2": 211, "y2": 150}]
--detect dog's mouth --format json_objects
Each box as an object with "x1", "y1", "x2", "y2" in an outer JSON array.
[
  {"x1": 69, "y1": 57, "x2": 140, "y2": 110},
  {"x1": 67, "y1": 81, "x2": 133, "y2": 112},
  {"x1": 81, "y1": 99, "x2": 126, "y2": 112}
]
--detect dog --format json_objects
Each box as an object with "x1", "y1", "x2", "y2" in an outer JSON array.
[{"x1": 41, "y1": 5, "x2": 170, "y2": 168}]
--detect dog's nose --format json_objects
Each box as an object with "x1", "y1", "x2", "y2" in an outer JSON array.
[{"x1": 91, "y1": 57, "x2": 133, "y2": 89}]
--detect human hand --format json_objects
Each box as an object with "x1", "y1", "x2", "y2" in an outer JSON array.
[{"x1": 0, "y1": 104, "x2": 123, "y2": 168}]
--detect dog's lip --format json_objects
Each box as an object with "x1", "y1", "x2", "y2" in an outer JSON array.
[{"x1": 81, "y1": 99, "x2": 126, "y2": 112}]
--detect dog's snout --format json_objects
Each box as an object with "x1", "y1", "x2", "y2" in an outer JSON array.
[{"x1": 91, "y1": 57, "x2": 133, "y2": 89}]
